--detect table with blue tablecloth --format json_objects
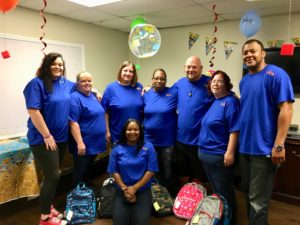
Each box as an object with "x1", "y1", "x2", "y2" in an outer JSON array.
[{"x1": 0, "y1": 139, "x2": 40, "y2": 204}]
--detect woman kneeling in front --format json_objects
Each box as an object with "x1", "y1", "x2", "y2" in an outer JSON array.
[{"x1": 107, "y1": 119, "x2": 158, "y2": 225}]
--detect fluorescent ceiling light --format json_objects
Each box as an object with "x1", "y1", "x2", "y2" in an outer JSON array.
[{"x1": 68, "y1": 0, "x2": 123, "y2": 7}]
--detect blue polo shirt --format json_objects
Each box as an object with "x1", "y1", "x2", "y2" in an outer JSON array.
[
  {"x1": 107, "y1": 141, "x2": 158, "y2": 191},
  {"x1": 69, "y1": 90, "x2": 106, "y2": 155},
  {"x1": 143, "y1": 87, "x2": 177, "y2": 147},
  {"x1": 23, "y1": 76, "x2": 75, "y2": 145},
  {"x1": 199, "y1": 93, "x2": 240, "y2": 155},
  {"x1": 102, "y1": 81, "x2": 143, "y2": 143},
  {"x1": 239, "y1": 64, "x2": 294, "y2": 156},
  {"x1": 174, "y1": 76, "x2": 214, "y2": 145}
]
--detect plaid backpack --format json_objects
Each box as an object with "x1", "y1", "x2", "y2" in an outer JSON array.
[
  {"x1": 173, "y1": 182, "x2": 207, "y2": 220},
  {"x1": 188, "y1": 194, "x2": 223, "y2": 225},
  {"x1": 151, "y1": 182, "x2": 174, "y2": 217},
  {"x1": 65, "y1": 182, "x2": 96, "y2": 225}
]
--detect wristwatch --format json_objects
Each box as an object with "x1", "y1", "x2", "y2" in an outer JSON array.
[{"x1": 274, "y1": 144, "x2": 285, "y2": 152}]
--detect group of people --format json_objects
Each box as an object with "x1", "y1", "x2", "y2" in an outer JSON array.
[{"x1": 23, "y1": 38, "x2": 294, "y2": 225}]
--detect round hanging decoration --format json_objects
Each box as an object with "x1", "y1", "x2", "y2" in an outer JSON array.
[{"x1": 128, "y1": 24, "x2": 161, "y2": 58}]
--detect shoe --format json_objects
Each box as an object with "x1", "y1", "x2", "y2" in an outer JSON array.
[
  {"x1": 50, "y1": 205, "x2": 64, "y2": 219},
  {"x1": 39, "y1": 216, "x2": 67, "y2": 225}
]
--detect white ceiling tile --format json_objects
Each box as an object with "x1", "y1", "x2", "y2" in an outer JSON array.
[
  {"x1": 17, "y1": 0, "x2": 300, "y2": 32},
  {"x1": 62, "y1": 8, "x2": 118, "y2": 23},
  {"x1": 19, "y1": 0, "x2": 85, "y2": 14},
  {"x1": 94, "y1": 0, "x2": 196, "y2": 16},
  {"x1": 94, "y1": 18, "x2": 131, "y2": 32}
]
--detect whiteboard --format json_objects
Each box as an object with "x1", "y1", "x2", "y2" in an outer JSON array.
[{"x1": 0, "y1": 34, "x2": 85, "y2": 140}]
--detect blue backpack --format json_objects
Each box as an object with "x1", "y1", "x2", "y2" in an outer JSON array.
[
  {"x1": 219, "y1": 195, "x2": 232, "y2": 225},
  {"x1": 65, "y1": 182, "x2": 96, "y2": 225}
]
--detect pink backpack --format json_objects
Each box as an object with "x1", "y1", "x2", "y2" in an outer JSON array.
[{"x1": 173, "y1": 182, "x2": 207, "y2": 220}]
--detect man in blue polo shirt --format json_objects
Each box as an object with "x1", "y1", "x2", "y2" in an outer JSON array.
[
  {"x1": 239, "y1": 39, "x2": 294, "y2": 225},
  {"x1": 173, "y1": 56, "x2": 214, "y2": 186}
]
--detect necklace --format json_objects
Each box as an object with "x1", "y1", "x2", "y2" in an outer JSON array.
[{"x1": 188, "y1": 84, "x2": 197, "y2": 97}]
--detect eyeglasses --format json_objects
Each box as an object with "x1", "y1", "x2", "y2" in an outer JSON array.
[
  {"x1": 153, "y1": 77, "x2": 166, "y2": 81},
  {"x1": 211, "y1": 80, "x2": 224, "y2": 84}
]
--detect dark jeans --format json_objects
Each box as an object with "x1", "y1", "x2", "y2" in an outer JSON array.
[
  {"x1": 154, "y1": 146, "x2": 173, "y2": 190},
  {"x1": 173, "y1": 141, "x2": 207, "y2": 182},
  {"x1": 112, "y1": 188, "x2": 152, "y2": 225},
  {"x1": 72, "y1": 154, "x2": 97, "y2": 187},
  {"x1": 30, "y1": 142, "x2": 67, "y2": 214},
  {"x1": 198, "y1": 151, "x2": 237, "y2": 225},
  {"x1": 239, "y1": 154, "x2": 277, "y2": 225}
]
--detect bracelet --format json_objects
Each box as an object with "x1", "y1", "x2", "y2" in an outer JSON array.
[{"x1": 43, "y1": 134, "x2": 51, "y2": 139}]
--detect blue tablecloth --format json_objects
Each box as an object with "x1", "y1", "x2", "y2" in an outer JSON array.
[{"x1": 0, "y1": 140, "x2": 39, "y2": 204}]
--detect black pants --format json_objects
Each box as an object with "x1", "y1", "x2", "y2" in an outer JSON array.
[
  {"x1": 30, "y1": 142, "x2": 67, "y2": 214},
  {"x1": 72, "y1": 154, "x2": 97, "y2": 187}
]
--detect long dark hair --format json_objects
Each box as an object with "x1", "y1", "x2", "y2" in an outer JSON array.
[
  {"x1": 118, "y1": 119, "x2": 144, "y2": 154},
  {"x1": 36, "y1": 52, "x2": 66, "y2": 92}
]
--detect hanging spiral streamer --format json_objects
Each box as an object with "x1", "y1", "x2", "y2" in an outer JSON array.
[
  {"x1": 209, "y1": 4, "x2": 218, "y2": 67},
  {"x1": 40, "y1": 0, "x2": 48, "y2": 55}
]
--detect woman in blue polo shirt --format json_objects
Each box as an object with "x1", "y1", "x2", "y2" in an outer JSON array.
[
  {"x1": 198, "y1": 70, "x2": 240, "y2": 225},
  {"x1": 143, "y1": 68, "x2": 177, "y2": 192},
  {"x1": 23, "y1": 52, "x2": 73, "y2": 225},
  {"x1": 107, "y1": 119, "x2": 158, "y2": 225},
  {"x1": 69, "y1": 71, "x2": 106, "y2": 187},
  {"x1": 102, "y1": 61, "x2": 143, "y2": 146}
]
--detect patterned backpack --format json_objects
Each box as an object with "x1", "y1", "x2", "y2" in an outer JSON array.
[
  {"x1": 173, "y1": 182, "x2": 207, "y2": 220},
  {"x1": 151, "y1": 182, "x2": 174, "y2": 217},
  {"x1": 188, "y1": 194, "x2": 223, "y2": 225},
  {"x1": 65, "y1": 182, "x2": 96, "y2": 225}
]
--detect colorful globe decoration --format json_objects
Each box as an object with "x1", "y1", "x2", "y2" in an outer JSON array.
[{"x1": 128, "y1": 24, "x2": 161, "y2": 58}]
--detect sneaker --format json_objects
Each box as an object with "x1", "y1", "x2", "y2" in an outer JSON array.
[
  {"x1": 39, "y1": 216, "x2": 67, "y2": 225},
  {"x1": 50, "y1": 205, "x2": 64, "y2": 219}
]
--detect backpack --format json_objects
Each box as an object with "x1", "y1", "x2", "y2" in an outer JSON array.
[
  {"x1": 219, "y1": 195, "x2": 232, "y2": 225},
  {"x1": 173, "y1": 182, "x2": 207, "y2": 220},
  {"x1": 151, "y1": 182, "x2": 174, "y2": 217},
  {"x1": 96, "y1": 177, "x2": 115, "y2": 218},
  {"x1": 65, "y1": 182, "x2": 96, "y2": 225},
  {"x1": 188, "y1": 194, "x2": 223, "y2": 225}
]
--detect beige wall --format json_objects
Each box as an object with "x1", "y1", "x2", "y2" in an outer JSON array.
[
  {"x1": 133, "y1": 13, "x2": 300, "y2": 126},
  {"x1": 1, "y1": 7, "x2": 299, "y2": 126},
  {"x1": 1, "y1": 7, "x2": 129, "y2": 92}
]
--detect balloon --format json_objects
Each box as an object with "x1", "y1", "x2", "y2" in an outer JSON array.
[
  {"x1": 0, "y1": 0, "x2": 19, "y2": 13},
  {"x1": 205, "y1": 70, "x2": 215, "y2": 76},
  {"x1": 130, "y1": 17, "x2": 146, "y2": 30},
  {"x1": 239, "y1": 11, "x2": 261, "y2": 38},
  {"x1": 135, "y1": 64, "x2": 141, "y2": 70},
  {"x1": 128, "y1": 24, "x2": 161, "y2": 58}
]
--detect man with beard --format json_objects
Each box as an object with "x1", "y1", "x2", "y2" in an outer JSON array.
[
  {"x1": 239, "y1": 39, "x2": 294, "y2": 225},
  {"x1": 173, "y1": 56, "x2": 214, "y2": 187}
]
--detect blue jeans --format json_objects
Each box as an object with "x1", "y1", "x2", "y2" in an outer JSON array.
[
  {"x1": 239, "y1": 154, "x2": 277, "y2": 225},
  {"x1": 112, "y1": 188, "x2": 152, "y2": 225},
  {"x1": 198, "y1": 151, "x2": 237, "y2": 225},
  {"x1": 154, "y1": 146, "x2": 173, "y2": 190}
]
